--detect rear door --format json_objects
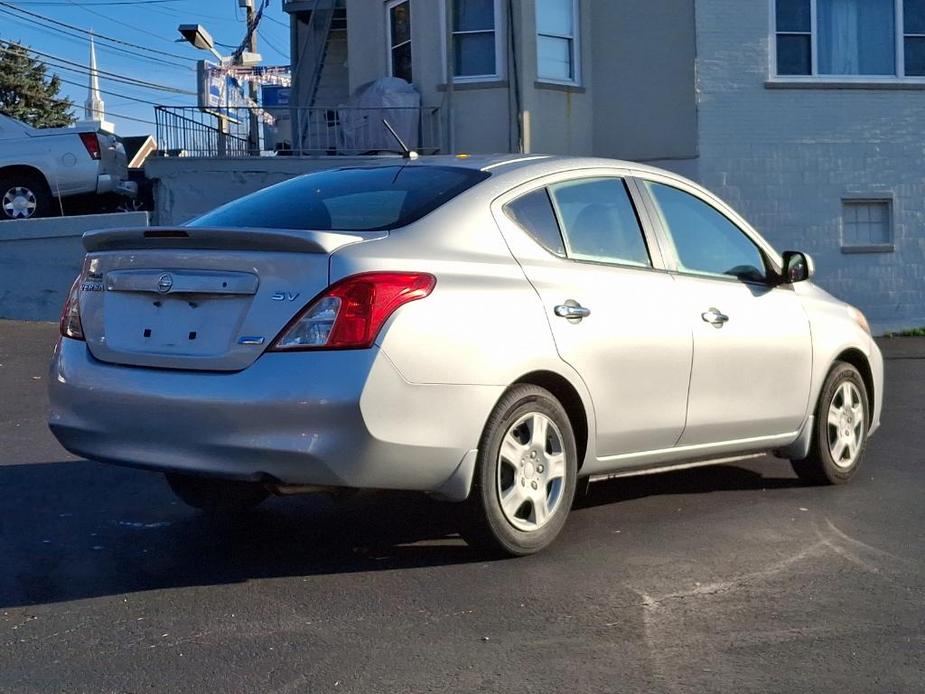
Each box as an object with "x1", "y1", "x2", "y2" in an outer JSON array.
[
  {"x1": 493, "y1": 172, "x2": 693, "y2": 462},
  {"x1": 636, "y1": 177, "x2": 812, "y2": 446}
]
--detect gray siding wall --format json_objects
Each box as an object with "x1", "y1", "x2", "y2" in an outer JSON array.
[
  {"x1": 346, "y1": 0, "x2": 514, "y2": 153},
  {"x1": 590, "y1": 0, "x2": 698, "y2": 164},
  {"x1": 695, "y1": 0, "x2": 925, "y2": 332},
  {"x1": 330, "y1": 1, "x2": 698, "y2": 162},
  {"x1": 344, "y1": 0, "x2": 596, "y2": 155}
]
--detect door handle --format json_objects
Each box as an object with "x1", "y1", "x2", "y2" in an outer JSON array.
[
  {"x1": 554, "y1": 302, "x2": 591, "y2": 320},
  {"x1": 701, "y1": 307, "x2": 729, "y2": 328}
]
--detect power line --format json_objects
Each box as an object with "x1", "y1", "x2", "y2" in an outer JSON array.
[
  {"x1": 0, "y1": 1, "x2": 197, "y2": 62},
  {"x1": 0, "y1": 78, "x2": 157, "y2": 126},
  {"x1": 13, "y1": 0, "x2": 182, "y2": 5},
  {"x1": 46, "y1": 59, "x2": 194, "y2": 95},
  {"x1": 95, "y1": 109, "x2": 157, "y2": 125},
  {"x1": 52, "y1": 75, "x2": 179, "y2": 107},
  {"x1": 0, "y1": 8, "x2": 194, "y2": 69},
  {"x1": 257, "y1": 28, "x2": 288, "y2": 60},
  {"x1": 0, "y1": 41, "x2": 196, "y2": 95},
  {"x1": 263, "y1": 13, "x2": 289, "y2": 29},
  {"x1": 60, "y1": 0, "x2": 187, "y2": 49}
]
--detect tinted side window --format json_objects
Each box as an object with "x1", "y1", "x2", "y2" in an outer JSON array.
[
  {"x1": 548, "y1": 178, "x2": 650, "y2": 267},
  {"x1": 503, "y1": 188, "x2": 565, "y2": 255},
  {"x1": 645, "y1": 182, "x2": 767, "y2": 282}
]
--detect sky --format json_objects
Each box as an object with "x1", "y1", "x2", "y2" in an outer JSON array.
[{"x1": 0, "y1": 0, "x2": 291, "y2": 136}]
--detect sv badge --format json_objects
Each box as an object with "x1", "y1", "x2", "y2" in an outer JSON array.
[{"x1": 271, "y1": 291, "x2": 300, "y2": 302}]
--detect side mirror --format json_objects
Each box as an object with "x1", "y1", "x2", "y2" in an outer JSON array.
[{"x1": 782, "y1": 250, "x2": 814, "y2": 284}]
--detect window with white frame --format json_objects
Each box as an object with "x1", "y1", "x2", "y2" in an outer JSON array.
[
  {"x1": 774, "y1": 0, "x2": 925, "y2": 77},
  {"x1": 536, "y1": 0, "x2": 579, "y2": 83},
  {"x1": 387, "y1": 0, "x2": 413, "y2": 83},
  {"x1": 842, "y1": 199, "x2": 893, "y2": 250},
  {"x1": 449, "y1": 0, "x2": 501, "y2": 79}
]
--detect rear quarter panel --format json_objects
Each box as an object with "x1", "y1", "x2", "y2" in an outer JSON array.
[{"x1": 329, "y1": 191, "x2": 600, "y2": 461}]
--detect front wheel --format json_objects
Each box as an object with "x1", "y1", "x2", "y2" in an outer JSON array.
[
  {"x1": 463, "y1": 385, "x2": 578, "y2": 556},
  {"x1": 165, "y1": 472, "x2": 269, "y2": 513},
  {"x1": 791, "y1": 361, "x2": 869, "y2": 485}
]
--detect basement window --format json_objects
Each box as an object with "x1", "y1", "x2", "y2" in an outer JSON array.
[{"x1": 841, "y1": 199, "x2": 895, "y2": 253}]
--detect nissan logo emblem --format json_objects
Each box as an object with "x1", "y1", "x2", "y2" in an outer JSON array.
[{"x1": 157, "y1": 273, "x2": 174, "y2": 294}]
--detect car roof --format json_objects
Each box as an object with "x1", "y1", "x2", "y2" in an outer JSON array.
[
  {"x1": 397, "y1": 153, "x2": 665, "y2": 174},
  {"x1": 364, "y1": 153, "x2": 692, "y2": 188}
]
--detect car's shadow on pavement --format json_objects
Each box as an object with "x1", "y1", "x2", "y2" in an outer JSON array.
[
  {"x1": 576, "y1": 460, "x2": 804, "y2": 509},
  {"x1": 0, "y1": 457, "x2": 802, "y2": 608}
]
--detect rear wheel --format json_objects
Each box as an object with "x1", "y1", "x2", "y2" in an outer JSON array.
[
  {"x1": 791, "y1": 361, "x2": 869, "y2": 485},
  {"x1": 463, "y1": 385, "x2": 578, "y2": 556},
  {"x1": 0, "y1": 172, "x2": 53, "y2": 219},
  {"x1": 165, "y1": 472, "x2": 269, "y2": 513}
]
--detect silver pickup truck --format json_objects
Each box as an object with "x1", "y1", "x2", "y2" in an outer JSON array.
[{"x1": 0, "y1": 114, "x2": 137, "y2": 220}]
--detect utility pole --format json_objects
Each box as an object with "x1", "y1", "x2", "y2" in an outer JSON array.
[{"x1": 241, "y1": 0, "x2": 260, "y2": 153}]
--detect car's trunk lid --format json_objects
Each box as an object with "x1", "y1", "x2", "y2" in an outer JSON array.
[{"x1": 78, "y1": 226, "x2": 386, "y2": 371}]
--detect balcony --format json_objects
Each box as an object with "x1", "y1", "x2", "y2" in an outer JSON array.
[{"x1": 153, "y1": 105, "x2": 442, "y2": 158}]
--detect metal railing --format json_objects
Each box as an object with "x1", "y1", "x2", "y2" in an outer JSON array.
[{"x1": 154, "y1": 105, "x2": 442, "y2": 158}]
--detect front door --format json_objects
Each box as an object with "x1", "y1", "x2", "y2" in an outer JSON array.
[
  {"x1": 640, "y1": 179, "x2": 813, "y2": 446},
  {"x1": 496, "y1": 175, "x2": 693, "y2": 461}
]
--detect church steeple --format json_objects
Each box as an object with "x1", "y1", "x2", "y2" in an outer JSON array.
[{"x1": 84, "y1": 34, "x2": 104, "y2": 122}]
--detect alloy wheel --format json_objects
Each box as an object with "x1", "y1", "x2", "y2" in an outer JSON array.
[
  {"x1": 2, "y1": 186, "x2": 37, "y2": 219},
  {"x1": 826, "y1": 381, "x2": 865, "y2": 468},
  {"x1": 496, "y1": 412, "x2": 567, "y2": 532}
]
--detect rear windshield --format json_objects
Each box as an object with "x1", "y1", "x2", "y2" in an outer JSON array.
[{"x1": 188, "y1": 165, "x2": 490, "y2": 231}]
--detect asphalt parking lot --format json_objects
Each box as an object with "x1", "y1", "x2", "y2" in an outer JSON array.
[{"x1": 1, "y1": 320, "x2": 923, "y2": 693}]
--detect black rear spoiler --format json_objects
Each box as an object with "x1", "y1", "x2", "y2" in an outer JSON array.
[{"x1": 82, "y1": 226, "x2": 388, "y2": 254}]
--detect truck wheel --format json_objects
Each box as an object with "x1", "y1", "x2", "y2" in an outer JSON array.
[
  {"x1": 462, "y1": 385, "x2": 578, "y2": 556},
  {"x1": 791, "y1": 362, "x2": 869, "y2": 485},
  {"x1": 165, "y1": 472, "x2": 269, "y2": 514},
  {"x1": 0, "y1": 173, "x2": 54, "y2": 219}
]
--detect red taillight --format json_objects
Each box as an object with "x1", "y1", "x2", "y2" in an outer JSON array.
[
  {"x1": 59, "y1": 275, "x2": 85, "y2": 341},
  {"x1": 78, "y1": 132, "x2": 101, "y2": 160},
  {"x1": 269, "y1": 272, "x2": 436, "y2": 351}
]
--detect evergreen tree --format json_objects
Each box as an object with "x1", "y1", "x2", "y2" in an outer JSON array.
[{"x1": 0, "y1": 41, "x2": 74, "y2": 127}]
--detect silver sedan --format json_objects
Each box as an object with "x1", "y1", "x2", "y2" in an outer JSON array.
[{"x1": 48, "y1": 155, "x2": 884, "y2": 555}]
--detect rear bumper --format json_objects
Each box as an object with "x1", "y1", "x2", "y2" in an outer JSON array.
[
  {"x1": 96, "y1": 174, "x2": 137, "y2": 197},
  {"x1": 48, "y1": 339, "x2": 500, "y2": 499}
]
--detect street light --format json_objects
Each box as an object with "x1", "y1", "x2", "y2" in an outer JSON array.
[
  {"x1": 177, "y1": 23, "x2": 262, "y2": 65},
  {"x1": 177, "y1": 24, "x2": 223, "y2": 62},
  {"x1": 177, "y1": 22, "x2": 263, "y2": 154}
]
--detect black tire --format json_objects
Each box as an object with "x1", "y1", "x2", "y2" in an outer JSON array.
[
  {"x1": 791, "y1": 361, "x2": 869, "y2": 485},
  {"x1": 165, "y1": 472, "x2": 269, "y2": 513},
  {"x1": 462, "y1": 384, "x2": 578, "y2": 556},
  {"x1": 0, "y1": 172, "x2": 54, "y2": 220}
]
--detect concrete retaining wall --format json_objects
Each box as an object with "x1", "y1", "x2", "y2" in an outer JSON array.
[
  {"x1": 146, "y1": 156, "x2": 382, "y2": 226},
  {"x1": 0, "y1": 212, "x2": 149, "y2": 321}
]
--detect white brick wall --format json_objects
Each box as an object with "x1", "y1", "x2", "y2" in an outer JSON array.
[{"x1": 694, "y1": 0, "x2": 925, "y2": 333}]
